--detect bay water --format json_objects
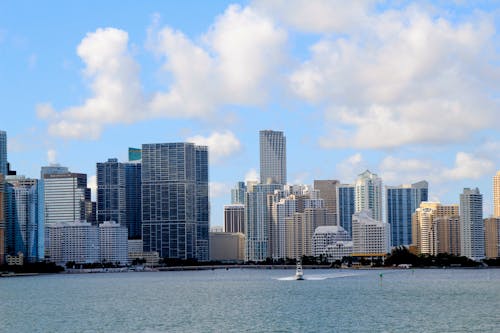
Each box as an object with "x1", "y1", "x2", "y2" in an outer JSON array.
[{"x1": 1, "y1": 268, "x2": 499, "y2": 332}]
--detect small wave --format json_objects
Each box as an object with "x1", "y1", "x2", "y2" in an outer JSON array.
[{"x1": 276, "y1": 273, "x2": 359, "y2": 281}]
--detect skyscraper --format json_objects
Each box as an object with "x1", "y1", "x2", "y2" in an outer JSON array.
[
  {"x1": 484, "y1": 217, "x2": 500, "y2": 258},
  {"x1": 259, "y1": 130, "x2": 286, "y2": 185},
  {"x1": 230, "y1": 181, "x2": 246, "y2": 204},
  {"x1": 97, "y1": 158, "x2": 126, "y2": 226},
  {"x1": 386, "y1": 181, "x2": 428, "y2": 247},
  {"x1": 141, "y1": 143, "x2": 209, "y2": 261},
  {"x1": 224, "y1": 204, "x2": 245, "y2": 233},
  {"x1": 494, "y1": 171, "x2": 500, "y2": 218},
  {"x1": 43, "y1": 172, "x2": 91, "y2": 225},
  {"x1": 460, "y1": 188, "x2": 484, "y2": 260},
  {"x1": 314, "y1": 180, "x2": 340, "y2": 222},
  {"x1": 0, "y1": 130, "x2": 6, "y2": 177},
  {"x1": 124, "y1": 161, "x2": 141, "y2": 239},
  {"x1": 355, "y1": 170, "x2": 383, "y2": 222},
  {"x1": 352, "y1": 210, "x2": 390, "y2": 256},
  {"x1": 0, "y1": 175, "x2": 5, "y2": 265},
  {"x1": 245, "y1": 183, "x2": 282, "y2": 261},
  {"x1": 337, "y1": 184, "x2": 355, "y2": 235}
]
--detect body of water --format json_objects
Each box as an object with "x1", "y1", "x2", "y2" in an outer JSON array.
[{"x1": 1, "y1": 268, "x2": 499, "y2": 332}]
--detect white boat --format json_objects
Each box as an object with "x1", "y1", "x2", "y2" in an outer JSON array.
[{"x1": 295, "y1": 260, "x2": 304, "y2": 280}]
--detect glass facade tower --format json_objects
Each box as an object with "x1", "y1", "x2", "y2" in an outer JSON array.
[
  {"x1": 141, "y1": 143, "x2": 209, "y2": 261},
  {"x1": 0, "y1": 130, "x2": 7, "y2": 176},
  {"x1": 386, "y1": 181, "x2": 428, "y2": 247},
  {"x1": 337, "y1": 184, "x2": 355, "y2": 236},
  {"x1": 259, "y1": 130, "x2": 286, "y2": 185}
]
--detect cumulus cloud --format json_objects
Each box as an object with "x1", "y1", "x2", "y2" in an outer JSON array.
[
  {"x1": 244, "y1": 168, "x2": 260, "y2": 183},
  {"x1": 210, "y1": 182, "x2": 231, "y2": 198},
  {"x1": 186, "y1": 131, "x2": 242, "y2": 162},
  {"x1": 287, "y1": 5, "x2": 498, "y2": 148},
  {"x1": 38, "y1": 6, "x2": 287, "y2": 139},
  {"x1": 47, "y1": 149, "x2": 57, "y2": 164},
  {"x1": 379, "y1": 152, "x2": 495, "y2": 185},
  {"x1": 335, "y1": 153, "x2": 369, "y2": 182}
]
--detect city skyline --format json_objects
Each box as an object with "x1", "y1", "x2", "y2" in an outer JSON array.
[{"x1": 1, "y1": 1, "x2": 499, "y2": 227}]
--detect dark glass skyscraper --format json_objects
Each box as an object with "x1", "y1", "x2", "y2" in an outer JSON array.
[
  {"x1": 337, "y1": 184, "x2": 355, "y2": 236},
  {"x1": 260, "y1": 130, "x2": 286, "y2": 185},
  {"x1": 141, "y1": 143, "x2": 209, "y2": 261},
  {"x1": 0, "y1": 130, "x2": 6, "y2": 176},
  {"x1": 386, "y1": 181, "x2": 428, "y2": 247},
  {"x1": 97, "y1": 158, "x2": 126, "y2": 226},
  {"x1": 124, "y1": 162, "x2": 141, "y2": 239}
]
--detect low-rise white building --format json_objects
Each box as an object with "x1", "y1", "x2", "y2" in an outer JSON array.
[
  {"x1": 46, "y1": 221, "x2": 99, "y2": 265},
  {"x1": 352, "y1": 210, "x2": 390, "y2": 256},
  {"x1": 312, "y1": 226, "x2": 352, "y2": 262},
  {"x1": 99, "y1": 221, "x2": 128, "y2": 265}
]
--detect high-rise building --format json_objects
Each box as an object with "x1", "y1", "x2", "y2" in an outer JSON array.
[
  {"x1": 355, "y1": 170, "x2": 383, "y2": 222},
  {"x1": 460, "y1": 188, "x2": 484, "y2": 260},
  {"x1": 99, "y1": 221, "x2": 128, "y2": 265},
  {"x1": 271, "y1": 194, "x2": 297, "y2": 259},
  {"x1": 494, "y1": 171, "x2": 500, "y2": 218},
  {"x1": 43, "y1": 172, "x2": 91, "y2": 225},
  {"x1": 0, "y1": 130, "x2": 6, "y2": 176},
  {"x1": 314, "y1": 180, "x2": 340, "y2": 222},
  {"x1": 484, "y1": 217, "x2": 500, "y2": 258},
  {"x1": 230, "y1": 181, "x2": 246, "y2": 204},
  {"x1": 386, "y1": 181, "x2": 428, "y2": 247},
  {"x1": 124, "y1": 161, "x2": 141, "y2": 239},
  {"x1": 5, "y1": 177, "x2": 39, "y2": 262},
  {"x1": 245, "y1": 183, "x2": 282, "y2": 261},
  {"x1": 141, "y1": 143, "x2": 209, "y2": 261},
  {"x1": 412, "y1": 202, "x2": 459, "y2": 255},
  {"x1": 224, "y1": 204, "x2": 245, "y2": 233},
  {"x1": 351, "y1": 210, "x2": 390, "y2": 256},
  {"x1": 259, "y1": 130, "x2": 286, "y2": 185},
  {"x1": 337, "y1": 184, "x2": 355, "y2": 235},
  {"x1": 97, "y1": 158, "x2": 126, "y2": 226},
  {"x1": 0, "y1": 175, "x2": 5, "y2": 265}
]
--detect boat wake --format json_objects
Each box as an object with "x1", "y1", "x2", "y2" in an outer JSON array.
[{"x1": 276, "y1": 272, "x2": 359, "y2": 281}]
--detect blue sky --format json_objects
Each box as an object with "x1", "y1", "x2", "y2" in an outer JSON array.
[{"x1": 1, "y1": 1, "x2": 499, "y2": 226}]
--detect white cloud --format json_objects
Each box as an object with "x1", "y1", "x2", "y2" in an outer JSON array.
[
  {"x1": 253, "y1": 0, "x2": 374, "y2": 33},
  {"x1": 210, "y1": 182, "x2": 231, "y2": 198},
  {"x1": 88, "y1": 175, "x2": 97, "y2": 201},
  {"x1": 186, "y1": 131, "x2": 241, "y2": 163},
  {"x1": 149, "y1": 4, "x2": 286, "y2": 117},
  {"x1": 47, "y1": 149, "x2": 57, "y2": 164},
  {"x1": 39, "y1": 6, "x2": 287, "y2": 139},
  {"x1": 379, "y1": 152, "x2": 495, "y2": 185},
  {"x1": 335, "y1": 153, "x2": 369, "y2": 183},
  {"x1": 287, "y1": 5, "x2": 498, "y2": 148},
  {"x1": 244, "y1": 168, "x2": 260, "y2": 183},
  {"x1": 42, "y1": 28, "x2": 144, "y2": 139}
]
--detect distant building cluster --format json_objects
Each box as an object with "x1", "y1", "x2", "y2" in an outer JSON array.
[{"x1": 0, "y1": 128, "x2": 499, "y2": 267}]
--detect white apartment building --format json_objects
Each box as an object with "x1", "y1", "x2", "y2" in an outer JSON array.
[{"x1": 352, "y1": 210, "x2": 390, "y2": 256}]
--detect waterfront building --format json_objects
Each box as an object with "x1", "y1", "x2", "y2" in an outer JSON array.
[
  {"x1": 141, "y1": 143, "x2": 209, "y2": 261},
  {"x1": 99, "y1": 221, "x2": 128, "y2": 265},
  {"x1": 312, "y1": 225, "x2": 352, "y2": 261},
  {"x1": 230, "y1": 181, "x2": 246, "y2": 204},
  {"x1": 209, "y1": 232, "x2": 245, "y2": 262},
  {"x1": 245, "y1": 183, "x2": 282, "y2": 261},
  {"x1": 0, "y1": 175, "x2": 5, "y2": 265},
  {"x1": 0, "y1": 130, "x2": 6, "y2": 176},
  {"x1": 484, "y1": 217, "x2": 500, "y2": 258},
  {"x1": 351, "y1": 210, "x2": 390, "y2": 256},
  {"x1": 494, "y1": 171, "x2": 500, "y2": 218},
  {"x1": 43, "y1": 172, "x2": 91, "y2": 225},
  {"x1": 285, "y1": 207, "x2": 333, "y2": 259},
  {"x1": 412, "y1": 202, "x2": 459, "y2": 255},
  {"x1": 224, "y1": 204, "x2": 245, "y2": 233},
  {"x1": 260, "y1": 130, "x2": 286, "y2": 185},
  {"x1": 337, "y1": 184, "x2": 355, "y2": 235},
  {"x1": 127, "y1": 239, "x2": 160, "y2": 265},
  {"x1": 314, "y1": 180, "x2": 340, "y2": 222},
  {"x1": 5, "y1": 176, "x2": 39, "y2": 262},
  {"x1": 97, "y1": 158, "x2": 126, "y2": 226},
  {"x1": 386, "y1": 181, "x2": 428, "y2": 247},
  {"x1": 45, "y1": 221, "x2": 99, "y2": 265},
  {"x1": 460, "y1": 188, "x2": 484, "y2": 261},
  {"x1": 271, "y1": 194, "x2": 296, "y2": 259},
  {"x1": 124, "y1": 161, "x2": 142, "y2": 239},
  {"x1": 355, "y1": 170, "x2": 383, "y2": 222}
]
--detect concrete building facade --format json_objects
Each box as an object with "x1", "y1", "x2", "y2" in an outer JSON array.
[
  {"x1": 259, "y1": 130, "x2": 286, "y2": 185},
  {"x1": 352, "y1": 210, "x2": 390, "y2": 256},
  {"x1": 460, "y1": 188, "x2": 484, "y2": 261}
]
